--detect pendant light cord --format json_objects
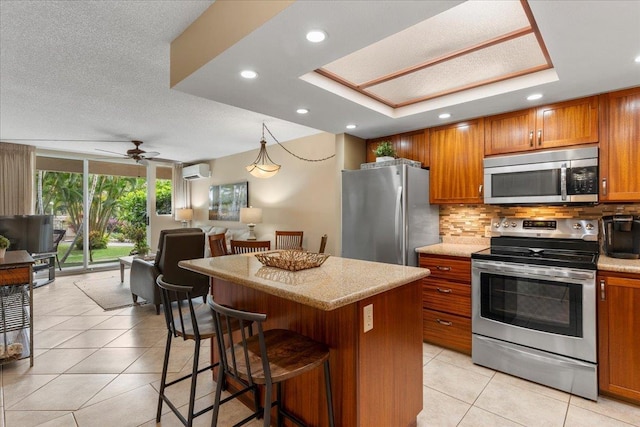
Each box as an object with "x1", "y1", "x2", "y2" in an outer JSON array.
[{"x1": 263, "y1": 123, "x2": 336, "y2": 162}]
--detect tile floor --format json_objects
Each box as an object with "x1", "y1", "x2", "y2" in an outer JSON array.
[{"x1": 1, "y1": 270, "x2": 639, "y2": 427}]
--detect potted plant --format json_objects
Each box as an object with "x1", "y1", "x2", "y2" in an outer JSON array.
[
  {"x1": 0, "y1": 234, "x2": 9, "y2": 258},
  {"x1": 373, "y1": 141, "x2": 396, "y2": 162}
]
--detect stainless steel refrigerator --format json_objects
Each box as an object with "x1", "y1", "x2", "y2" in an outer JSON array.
[{"x1": 342, "y1": 164, "x2": 439, "y2": 266}]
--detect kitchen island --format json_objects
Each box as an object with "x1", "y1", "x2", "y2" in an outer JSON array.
[{"x1": 180, "y1": 253, "x2": 430, "y2": 427}]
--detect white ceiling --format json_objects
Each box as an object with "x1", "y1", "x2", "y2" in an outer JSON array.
[{"x1": 1, "y1": 1, "x2": 639, "y2": 164}]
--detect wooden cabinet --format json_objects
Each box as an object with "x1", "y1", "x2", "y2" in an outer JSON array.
[
  {"x1": 597, "y1": 271, "x2": 640, "y2": 404},
  {"x1": 429, "y1": 118, "x2": 484, "y2": 204},
  {"x1": 366, "y1": 130, "x2": 429, "y2": 167},
  {"x1": 484, "y1": 96, "x2": 599, "y2": 156},
  {"x1": 419, "y1": 254, "x2": 472, "y2": 354},
  {"x1": 599, "y1": 86, "x2": 640, "y2": 202}
]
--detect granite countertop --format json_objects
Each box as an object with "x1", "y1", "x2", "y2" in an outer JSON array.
[
  {"x1": 179, "y1": 254, "x2": 430, "y2": 311},
  {"x1": 598, "y1": 255, "x2": 640, "y2": 275},
  {"x1": 415, "y1": 236, "x2": 490, "y2": 258}
]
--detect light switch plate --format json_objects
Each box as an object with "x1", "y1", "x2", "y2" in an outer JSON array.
[{"x1": 363, "y1": 304, "x2": 373, "y2": 333}]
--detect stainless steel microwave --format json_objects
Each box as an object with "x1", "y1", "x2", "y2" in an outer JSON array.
[{"x1": 484, "y1": 147, "x2": 598, "y2": 204}]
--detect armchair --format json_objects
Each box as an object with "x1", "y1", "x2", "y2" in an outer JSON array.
[{"x1": 130, "y1": 228, "x2": 209, "y2": 314}]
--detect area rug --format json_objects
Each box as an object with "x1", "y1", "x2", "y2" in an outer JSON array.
[{"x1": 74, "y1": 275, "x2": 147, "y2": 311}]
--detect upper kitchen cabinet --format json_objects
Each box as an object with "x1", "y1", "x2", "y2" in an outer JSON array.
[
  {"x1": 484, "y1": 96, "x2": 599, "y2": 156},
  {"x1": 366, "y1": 130, "x2": 429, "y2": 167},
  {"x1": 429, "y1": 118, "x2": 484, "y2": 204},
  {"x1": 599, "y1": 86, "x2": 640, "y2": 202}
]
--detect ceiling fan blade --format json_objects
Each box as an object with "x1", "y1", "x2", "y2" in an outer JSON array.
[
  {"x1": 141, "y1": 151, "x2": 161, "y2": 158},
  {"x1": 96, "y1": 148, "x2": 127, "y2": 156}
]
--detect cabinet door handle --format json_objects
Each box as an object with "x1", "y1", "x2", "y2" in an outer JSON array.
[
  {"x1": 478, "y1": 184, "x2": 483, "y2": 196},
  {"x1": 600, "y1": 279, "x2": 606, "y2": 301},
  {"x1": 537, "y1": 130, "x2": 542, "y2": 146},
  {"x1": 436, "y1": 318, "x2": 452, "y2": 326},
  {"x1": 602, "y1": 178, "x2": 607, "y2": 196},
  {"x1": 529, "y1": 130, "x2": 534, "y2": 147},
  {"x1": 436, "y1": 266, "x2": 451, "y2": 271},
  {"x1": 436, "y1": 287, "x2": 452, "y2": 293}
]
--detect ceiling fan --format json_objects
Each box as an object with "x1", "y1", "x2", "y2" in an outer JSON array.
[{"x1": 96, "y1": 140, "x2": 173, "y2": 164}]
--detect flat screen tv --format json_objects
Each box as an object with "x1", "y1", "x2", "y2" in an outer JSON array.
[{"x1": 0, "y1": 215, "x2": 55, "y2": 254}]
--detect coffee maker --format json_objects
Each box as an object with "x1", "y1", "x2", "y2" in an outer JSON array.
[{"x1": 602, "y1": 215, "x2": 640, "y2": 259}]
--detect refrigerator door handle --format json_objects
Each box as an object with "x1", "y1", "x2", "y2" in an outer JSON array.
[{"x1": 395, "y1": 186, "x2": 403, "y2": 265}]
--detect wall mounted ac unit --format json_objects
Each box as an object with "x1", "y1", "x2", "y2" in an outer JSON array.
[{"x1": 182, "y1": 163, "x2": 210, "y2": 180}]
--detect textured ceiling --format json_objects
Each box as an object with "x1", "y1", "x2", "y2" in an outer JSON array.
[{"x1": 1, "y1": 1, "x2": 639, "y2": 164}]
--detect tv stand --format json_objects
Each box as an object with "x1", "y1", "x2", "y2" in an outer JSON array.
[{"x1": 32, "y1": 253, "x2": 55, "y2": 287}]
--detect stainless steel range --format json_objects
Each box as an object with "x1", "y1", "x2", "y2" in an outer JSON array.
[{"x1": 471, "y1": 218, "x2": 599, "y2": 400}]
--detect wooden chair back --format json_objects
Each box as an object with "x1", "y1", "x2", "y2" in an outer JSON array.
[
  {"x1": 275, "y1": 231, "x2": 303, "y2": 250},
  {"x1": 208, "y1": 233, "x2": 228, "y2": 257},
  {"x1": 318, "y1": 234, "x2": 328, "y2": 254},
  {"x1": 230, "y1": 240, "x2": 271, "y2": 254}
]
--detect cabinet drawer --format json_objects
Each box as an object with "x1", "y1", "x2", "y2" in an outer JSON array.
[
  {"x1": 423, "y1": 309, "x2": 471, "y2": 354},
  {"x1": 0, "y1": 266, "x2": 30, "y2": 286},
  {"x1": 419, "y1": 255, "x2": 471, "y2": 282},
  {"x1": 422, "y1": 280, "x2": 471, "y2": 317}
]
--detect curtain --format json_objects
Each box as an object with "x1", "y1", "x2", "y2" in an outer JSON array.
[
  {"x1": 0, "y1": 142, "x2": 36, "y2": 215},
  {"x1": 172, "y1": 163, "x2": 190, "y2": 212}
]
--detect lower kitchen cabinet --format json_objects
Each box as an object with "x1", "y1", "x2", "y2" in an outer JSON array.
[
  {"x1": 420, "y1": 254, "x2": 471, "y2": 354},
  {"x1": 597, "y1": 271, "x2": 640, "y2": 404}
]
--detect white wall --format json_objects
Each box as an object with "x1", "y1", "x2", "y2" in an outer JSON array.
[{"x1": 189, "y1": 132, "x2": 354, "y2": 255}]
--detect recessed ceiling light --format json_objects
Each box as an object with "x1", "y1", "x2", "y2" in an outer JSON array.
[
  {"x1": 635, "y1": 55, "x2": 640, "y2": 63},
  {"x1": 296, "y1": 108, "x2": 309, "y2": 114},
  {"x1": 306, "y1": 30, "x2": 327, "y2": 43},
  {"x1": 346, "y1": 124, "x2": 357, "y2": 129},
  {"x1": 438, "y1": 113, "x2": 451, "y2": 119},
  {"x1": 240, "y1": 70, "x2": 257, "y2": 79},
  {"x1": 527, "y1": 93, "x2": 543, "y2": 101}
]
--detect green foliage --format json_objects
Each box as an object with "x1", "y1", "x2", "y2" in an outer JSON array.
[
  {"x1": 374, "y1": 141, "x2": 396, "y2": 157},
  {"x1": 0, "y1": 235, "x2": 10, "y2": 249},
  {"x1": 122, "y1": 223, "x2": 148, "y2": 255},
  {"x1": 118, "y1": 181, "x2": 148, "y2": 224},
  {"x1": 156, "y1": 179, "x2": 172, "y2": 215},
  {"x1": 76, "y1": 230, "x2": 108, "y2": 250}
]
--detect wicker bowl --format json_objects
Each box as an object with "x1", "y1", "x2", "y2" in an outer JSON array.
[{"x1": 255, "y1": 250, "x2": 329, "y2": 271}]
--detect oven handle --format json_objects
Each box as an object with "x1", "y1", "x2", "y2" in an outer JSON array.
[
  {"x1": 561, "y1": 163, "x2": 567, "y2": 201},
  {"x1": 473, "y1": 261, "x2": 594, "y2": 281}
]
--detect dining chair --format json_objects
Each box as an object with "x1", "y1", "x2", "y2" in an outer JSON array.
[
  {"x1": 318, "y1": 234, "x2": 328, "y2": 254},
  {"x1": 230, "y1": 240, "x2": 271, "y2": 254},
  {"x1": 208, "y1": 232, "x2": 228, "y2": 257},
  {"x1": 275, "y1": 230, "x2": 303, "y2": 250},
  {"x1": 208, "y1": 299, "x2": 335, "y2": 427},
  {"x1": 52, "y1": 229, "x2": 66, "y2": 270}
]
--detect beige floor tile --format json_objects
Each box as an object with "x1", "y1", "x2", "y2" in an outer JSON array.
[
  {"x1": 423, "y1": 359, "x2": 491, "y2": 404},
  {"x1": 49, "y1": 316, "x2": 112, "y2": 331},
  {"x1": 10, "y1": 374, "x2": 115, "y2": 411},
  {"x1": 434, "y1": 349, "x2": 495, "y2": 378},
  {"x1": 458, "y1": 406, "x2": 522, "y2": 427},
  {"x1": 66, "y1": 347, "x2": 147, "y2": 374},
  {"x1": 33, "y1": 413, "x2": 78, "y2": 427},
  {"x1": 570, "y1": 395, "x2": 640, "y2": 426},
  {"x1": 25, "y1": 348, "x2": 97, "y2": 375},
  {"x1": 2, "y1": 374, "x2": 58, "y2": 408},
  {"x1": 73, "y1": 384, "x2": 159, "y2": 427},
  {"x1": 123, "y1": 345, "x2": 193, "y2": 374},
  {"x1": 44, "y1": 305, "x2": 98, "y2": 317},
  {"x1": 3, "y1": 410, "x2": 72, "y2": 427},
  {"x1": 33, "y1": 329, "x2": 83, "y2": 349},
  {"x1": 55, "y1": 329, "x2": 125, "y2": 349},
  {"x1": 33, "y1": 316, "x2": 74, "y2": 331},
  {"x1": 105, "y1": 328, "x2": 166, "y2": 348},
  {"x1": 89, "y1": 315, "x2": 143, "y2": 330},
  {"x1": 81, "y1": 373, "x2": 159, "y2": 407},
  {"x1": 417, "y1": 386, "x2": 470, "y2": 427},
  {"x1": 474, "y1": 380, "x2": 568, "y2": 426},
  {"x1": 565, "y1": 405, "x2": 635, "y2": 427},
  {"x1": 132, "y1": 314, "x2": 168, "y2": 330},
  {"x1": 491, "y1": 371, "x2": 570, "y2": 403}
]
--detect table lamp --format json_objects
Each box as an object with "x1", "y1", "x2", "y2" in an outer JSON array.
[
  {"x1": 175, "y1": 208, "x2": 193, "y2": 228},
  {"x1": 240, "y1": 207, "x2": 262, "y2": 240}
]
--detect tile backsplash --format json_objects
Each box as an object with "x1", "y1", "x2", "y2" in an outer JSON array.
[{"x1": 440, "y1": 204, "x2": 640, "y2": 237}]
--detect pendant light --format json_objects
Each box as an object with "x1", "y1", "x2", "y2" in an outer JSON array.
[{"x1": 246, "y1": 124, "x2": 281, "y2": 178}]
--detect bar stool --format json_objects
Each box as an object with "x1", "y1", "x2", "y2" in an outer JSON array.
[
  {"x1": 208, "y1": 299, "x2": 335, "y2": 427},
  {"x1": 156, "y1": 275, "x2": 219, "y2": 427}
]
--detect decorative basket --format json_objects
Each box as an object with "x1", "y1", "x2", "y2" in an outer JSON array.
[{"x1": 255, "y1": 250, "x2": 330, "y2": 272}]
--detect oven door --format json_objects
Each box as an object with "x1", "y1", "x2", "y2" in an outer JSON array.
[{"x1": 472, "y1": 259, "x2": 596, "y2": 362}]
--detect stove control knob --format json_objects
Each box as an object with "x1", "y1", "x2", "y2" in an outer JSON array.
[
  {"x1": 502, "y1": 222, "x2": 510, "y2": 228},
  {"x1": 585, "y1": 223, "x2": 594, "y2": 230},
  {"x1": 511, "y1": 222, "x2": 517, "y2": 228},
  {"x1": 573, "y1": 223, "x2": 583, "y2": 229},
  {"x1": 494, "y1": 222, "x2": 501, "y2": 228}
]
